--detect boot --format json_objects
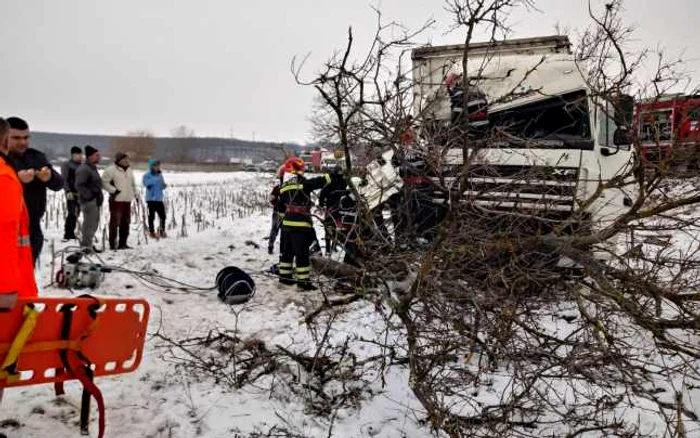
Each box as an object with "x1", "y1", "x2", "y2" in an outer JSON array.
[
  {"x1": 159, "y1": 229, "x2": 167, "y2": 238},
  {"x1": 279, "y1": 278, "x2": 296, "y2": 286},
  {"x1": 297, "y1": 282, "x2": 317, "y2": 292},
  {"x1": 149, "y1": 231, "x2": 158, "y2": 239}
]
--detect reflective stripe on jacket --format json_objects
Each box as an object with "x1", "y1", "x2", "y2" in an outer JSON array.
[{"x1": 278, "y1": 174, "x2": 332, "y2": 228}]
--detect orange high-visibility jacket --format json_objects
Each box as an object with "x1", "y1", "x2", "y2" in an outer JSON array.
[{"x1": 0, "y1": 154, "x2": 38, "y2": 298}]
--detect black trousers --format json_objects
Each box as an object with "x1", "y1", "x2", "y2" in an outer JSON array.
[
  {"x1": 29, "y1": 222, "x2": 43, "y2": 264},
  {"x1": 64, "y1": 199, "x2": 80, "y2": 239},
  {"x1": 279, "y1": 227, "x2": 314, "y2": 284},
  {"x1": 268, "y1": 211, "x2": 281, "y2": 249},
  {"x1": 323, "y1": 215, "x2": 336, "y2": 254},
  {"x1": 147, "y1": 201, "x2": 166, "y2": 233}
]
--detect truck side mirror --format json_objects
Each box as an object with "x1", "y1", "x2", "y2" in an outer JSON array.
[{"x1": 613, "y1": 126, "x2": 631, "y2": 147}]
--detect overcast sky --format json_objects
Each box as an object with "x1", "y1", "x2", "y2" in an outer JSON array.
[{"x1": 0, "y1": 0, "x2": 697, "y2": 143}]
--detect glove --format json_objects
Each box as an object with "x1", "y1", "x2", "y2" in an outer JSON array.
[{"x1": 0, "y1": 292, "x2": 18, "y2": 311}]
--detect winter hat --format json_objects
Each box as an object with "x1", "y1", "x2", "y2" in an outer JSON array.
[
  {"x1": 84, "y1": 145, "x2": 98, "y2": 158},
  {"x1": 70, "y1": 146, "x2": 82, "y2": 155},
  {"x1": 114, "y1": 152, "x2": 128, "y2": 164},
  {"x1": 148, "y1": 158, "x2": 160, "y2": 168}
]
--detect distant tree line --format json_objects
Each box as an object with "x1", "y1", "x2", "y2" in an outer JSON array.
[{"x1": 30, "y1": 129, "x2": 308, "y2": 164}]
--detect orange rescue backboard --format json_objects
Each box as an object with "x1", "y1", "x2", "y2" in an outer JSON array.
[{"x1": 0, "y1": 296, "x2": 149, "y2": 388}]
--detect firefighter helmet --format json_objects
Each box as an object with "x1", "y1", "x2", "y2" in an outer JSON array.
[{"x1": 283, "y1": 157, "x2": 306, "y2": 175}]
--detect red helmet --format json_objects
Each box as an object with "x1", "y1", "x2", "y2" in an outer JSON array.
[
  {"x1": 445, "y1": 72, "x2": 461, "y2": 87},
  {"x1": 283, "y1": 157, "x2": 306, "y2": 175}
]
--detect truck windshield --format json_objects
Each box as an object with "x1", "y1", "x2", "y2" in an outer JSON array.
[{"x1": 488, "y1": 90, "x2": 593, "y2": 149}]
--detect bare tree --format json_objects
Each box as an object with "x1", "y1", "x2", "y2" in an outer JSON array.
[
  {"x1": 297, "y1": 0, "x2": 700, "y2": 436},
  {"x1": 293, "y1": 8, "x2": 435, "y2": 172},
  {"x1": 111, "y1": 130, "x2": 157, "y2": 162},
  {"x1": 170, "y1": 125, "x2": 197, "y2": 163},
  {"x1": 167, "y1": 2, "x2": 700, "y2": 436}
]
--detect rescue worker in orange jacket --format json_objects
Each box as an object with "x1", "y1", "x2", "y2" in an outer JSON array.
[
  {"x1": 0, "y1": 116, "x2": 38, "y2": 310},
  {"x1": 277, "y1": 157, "x2": 335, "y2": 291}
]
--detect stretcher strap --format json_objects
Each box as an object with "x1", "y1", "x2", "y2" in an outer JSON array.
[
  {"x1": 54, "y1": 296, "x2": 106, "y2": 438},
  {"x1": 0, "y1": 304, "x2": 39, "y2": 383}
]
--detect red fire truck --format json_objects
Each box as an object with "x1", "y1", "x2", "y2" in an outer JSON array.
[{"x1": 635, "y1": 94, "x2": 700, "y2": 169}]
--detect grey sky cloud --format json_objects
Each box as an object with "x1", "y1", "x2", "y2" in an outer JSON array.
[{"x1": 0, "y1": 0, "x2": 697, "y2": 143}]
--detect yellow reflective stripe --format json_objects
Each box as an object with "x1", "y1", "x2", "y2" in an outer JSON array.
[
  {"x1": 296, "y1": 273, "x2": 310, "y2": 280},
  {"x1": 324, "y1": 174, "x2": 331, "y2": 185},
  {"x1": 279, "y1": 262, "x2": 293, "y2": 268},
  {"x1": 280, "y1": 184, "x2": 303, "y2": 194},
  {"x1": 0, "y1": 305, "x2": 40, "y2": 383},
  {"x1": 296, "y1": 266, "x2": 311, "y2": 273},
  {"x1": 18, "y1": 235, "x2": 30, "y2": 247},
  {"x1": 282, "y1": 220, "x2": 312, "y2": 228},
  {"x1": 279, "y1": 269, "x2": 293, "y2": 275}
]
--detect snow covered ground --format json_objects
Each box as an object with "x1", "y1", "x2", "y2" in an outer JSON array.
[
  {"x1": 1, "y1": 171, "x2": 430, "y2": 438},
  {"x1": 3, "y1": 171, "x2": 700, "y2": 438}
]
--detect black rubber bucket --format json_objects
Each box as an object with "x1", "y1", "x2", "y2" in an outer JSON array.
[{"x1": 216, "y1": 266, "x2": 255, "y2": 305}]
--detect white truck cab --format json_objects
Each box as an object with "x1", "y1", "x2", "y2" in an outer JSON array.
[{"x1": 407, "y1": 35, "x2": 635, "y2": 236}]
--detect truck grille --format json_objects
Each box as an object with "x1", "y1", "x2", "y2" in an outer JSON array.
[{"x1": 438, "y1": 164, "x2": 579, "y2": 214}]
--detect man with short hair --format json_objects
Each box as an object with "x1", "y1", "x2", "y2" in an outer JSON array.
[
  {"x1": 75, "y1": 146, "x2": 103, "y2": 253},
  {"x1": 102, "y1": 152, "x2": 136, "y2": 250},
  {"x1": 0, "y1": 117, "x2": 38, "y2": 306},
  {"x1": 61, "y1": 146, "x2": 83, "y2": 241},
  {"x1": 7, "y1": 117, "x2": 63, "y2": 263},
  {"x1": 0, "y1": 116, "x2": 38, "y2": 413}
]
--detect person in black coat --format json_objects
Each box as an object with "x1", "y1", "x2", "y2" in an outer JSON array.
[
  {"x1": 75, "y1": 146, "x2": 104, "y2": 252},
  {"x1": 60, "y1": 146, "x2": 83, "y2": 241},
  {"x1": 319, "y1": 165, "x2": 347, "y2": 254},
  {"x1": 7, "y1": 117, "x2": 63, "y2": 263}
]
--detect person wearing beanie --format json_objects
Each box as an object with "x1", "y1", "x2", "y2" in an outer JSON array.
[
  {"x1": 6, "y1": 116, "x2": 64, "y2": 263},
  {"x1": 75, "y1": 145, "x2": 103, "y2": 253},
  {"x1": 142, "y1": 158, "x2": 168, "y2": 239},
  {"x1": 60, "y1": 146, "x2": 84, "y2": 241},
  {"x1": 102, "y1": 151, "x2": 137, "y2": 250}
]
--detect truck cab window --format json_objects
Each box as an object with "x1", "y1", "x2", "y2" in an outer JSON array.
[{"x1": 488, "y1": 90, "x2": 592, "y2": 149}]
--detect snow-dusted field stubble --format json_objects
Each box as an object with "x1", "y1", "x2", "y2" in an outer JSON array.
[{"x1": 2, "y1": 171, "x2": 700, "y2": 438}]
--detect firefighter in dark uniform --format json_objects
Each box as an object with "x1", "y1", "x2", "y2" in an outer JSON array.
[
  {"x1": 319, "y1": 165, "x2": 347, "y2": 254},
  {"x1": 391, "y1": 118, "x2": 445, "y2": 242},
  {"x1": 277, "y1": 157, "x2": 335, "y2": 291}
]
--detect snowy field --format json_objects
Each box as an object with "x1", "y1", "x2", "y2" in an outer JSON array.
[
  {"x1": 3, "y1": 171, "x2": 700, "y2": 438},
  {"x1": 1, "y1": 171, "x2": 429, "y2": 438}
]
